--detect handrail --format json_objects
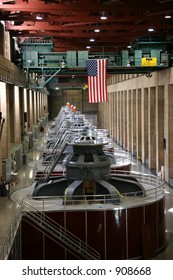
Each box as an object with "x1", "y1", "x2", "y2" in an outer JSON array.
[
  {"x1": 0, "y1": 171, "x2": 165, "y2": 260},
  {"x1": 37, "y1": 130, "x2": 70, "y2": 184},
  {"x1": 0, "y1": 199, "x2": 100, "y2": 260},
  {"x1": 22, "y1": 217, "x2": 82, "y2": 259},
  {"x1": 29, "y1": 188, "x2": 164, "y2": 210},
  {"x1": 22, "y1": 200, "x2": 100, "y2": 260},
  {"x1": 0, "y1": 205, "x2": 21, "y2": 260},
  {"x1": 29, "y1": 172, "x2": 165, "y2": 211}
]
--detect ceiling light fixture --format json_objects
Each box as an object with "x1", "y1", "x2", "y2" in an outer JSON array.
[
  {"x1": 86, "y1": 46, "x2": 91, "y2": 49},
  {"x1": 36, "y1": 14, "x2": 43, "y2": 20},
  {"x1": 148, "y1": 28, "x2": 154, "y2": 32},
  {"x1": 165, "y1": 15, "x2": 172, "y2": 19},
  {"x1": 100, "y1": 12, "x2": 107, "y2": 20},
  {"x1": 90, "y1": 38, "x2": 95, "y2": 42}
]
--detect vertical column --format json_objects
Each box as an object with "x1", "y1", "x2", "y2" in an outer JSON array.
[
  {"x1": 40, "y1": 92, "x2": 44, "y2": 117},
  {"x1": 130, "y1": 90, "x2": 133, "y2": 153},
  {"x1": 105, "y1": 102, "x2": 109, "y2": 131},
  {"x1": 0, "y1": 82, "x2": 10, "y2": 159},
  {"x1": 120, "y1": 91, "x2": 123, "y2": 146},
  {"x1": 148, "y1": 87, "x2": 156, "y2": 170},
  {"x1": 108, "y1": 92, "x2": 113, "y2": 137},
  {"x1": 39, "y1": 91, "x2": 42, "y2": 119},
  {"x1": 33, "y1": 91, "x2": 37, "y2": 124},
  {"x1": 117, "y1": 91, "x2": 120, "y2": 144},
  {"x1": 28, "y1": 90, "x2": 33, "y2": 130},
  {"x1": 0, "y1": 87, "x2": 1, "y2": 177},
  {"x1": 0, "y1": 82, "x2": 10, "y2": 178},
  {"x1": 37, "y1": 92, "x2": 41, "y2": 120},
  {"x1": 113, "y1": 92, "x2": 117, "y2": 142},
  {"x1": 122, "y1": 91, "x2": 125, "y2": 148},
  {"x1": 100, "y1": 103, "x2": 105, "y2": 129},
  {"x1": 164, "y1": 84, "x2": 173, "y2": 181},
  {"x1": 133, "y1": 90, "x2": 136, "y2": 156},
  {"x1": 19, "y1": 87, "x2": 25, "y2": 137},
  {"x1": 131, "y1": 90, "x2": 136, "y2": 155},
  {"x1": 43, "y1": 93, "x2": 48, "y2": 114},
  {"x1": 123, "y1": 90, "x2": 127, "y2": 149},
  {"x1": 156, "y1": 86, "x2": 164, "y2": 174},
  {"x1": 14, "y1": 86, "x2": 21, "y2": 143},
  {"x1": 141, "y1": 88, "x2": 148, "y2": 164},
  {"x1": 23, "y1": 88, "x2": 28, "y2": 131},
  {"x1": 136, "y1": 89, "x2": 142, "y2": 159},
  {"x1": 111, "y1": 92, "x2": 115, "y2": 140},
  {"x1": 127, "y1": 90, "x2": 132, "y2": 152}
]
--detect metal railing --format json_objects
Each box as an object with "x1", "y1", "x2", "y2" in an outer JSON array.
[
  {"x1": 22, "y1": 201, "x2": 100, "y2": 260},
  {"x1": 0, "y1": 205, "x2": 21, "y2": 260},
  {"x1": 28, "y1": 171, "x2": 165, "y2": 211},
  {"x1": 0, "y1": 171, "x2": 165, "y2": 260},
  {"x1": 0, "y1": 199, "x2": 100, "y2": 260}
]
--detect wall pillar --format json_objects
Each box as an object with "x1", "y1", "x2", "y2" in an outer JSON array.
[
  {"x1": 23, "y1": 88, "x2": 28, "y2": 131},
  {"x1": 141, "y1": 88, "x2": 148, "y2": 164},
  {"x1": 127, "y1": 90, "x2": 132, "y2": 152},
  {"x1": 120, "y1": 91, "x2": 123, "y2": 146},
  {"x1": 0, "y1": 82, "x2": 10, "y2": 181},
  {"x1": 164, "y1": 84, "x2": 173, "y2": 182},
  {"x1": 156, "y1": 86, "x2": 164, "y2": 174},
  {"x1": 136, "y1": 89, "x2": 142, "y2": 160},
  {"x1": 0, "y1": 82, "x2": 10, "y2": 159},
  {"x1": 117, "y1": 91, "x2": 120, "y2": 144},
  {"x1": 131, "y1": 90, "x2": 136, "y2": 155},
  {"x1": 14, "y1": 86, "x2": 21, "y2": 143},
  {"x1": 108, "y1": 92, "x2": 113, "y2": 137},
  {"x1": 28, "y1": 90, "x2": 33, "y2": 130},
  {"x1": 148, "y1": 87, "x2": 156, "y2": 170},
  {"x1": 33, "y1": 91, "x2": 37, "y2": 125},
  {"x1": 113, "y1": 92, "x2": 117, "y2": 142},
  {"x1": 122, "y1": 90, "x2": 127, "y2": 149}
]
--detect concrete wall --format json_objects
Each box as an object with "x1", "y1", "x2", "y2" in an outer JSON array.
[
  {"x1": 98, "y1": 68, "x2": 173, "y2": 184},
  {"x1": 48, "y1": 89, "x2": 98, "y2": 119}
]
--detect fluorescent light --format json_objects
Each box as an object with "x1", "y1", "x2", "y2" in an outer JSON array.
[
  {"x1": 100, "y1": 15, "x2": 107, "y2": 20},
  {"x1": 36, "y1": 15, "x2": 43, "y2": 20},
  {"x1": 165, "y1": 15, "x2": 171, "y2": 19},
  {"x1": 100, "y1": 12, "x2": 107, "y2": 20},
  {"x1": 94, "y1": 29, "x2": 100, "y2": 33},
  {"x1": 148, "y1": 28, "x2": 154, "y2": 32},
  {"x1": 86, "y1": 46, "x2": 91, "y2": 49},
  {"x1": 90, "y1": 38, "x2": 95, "y2": 42}
]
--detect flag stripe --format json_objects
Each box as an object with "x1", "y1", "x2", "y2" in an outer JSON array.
[{"x1": 87, "y1": 59, "x2": 108, "y2": 103}]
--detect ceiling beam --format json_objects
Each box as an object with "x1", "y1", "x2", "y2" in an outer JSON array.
[{"x1": 0, "y1": 2, "x2": 171, "y2": 12}]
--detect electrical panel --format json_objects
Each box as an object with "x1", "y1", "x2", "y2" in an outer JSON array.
[
  {"x1": 78, "y1": 51, "x2": 88, "y2": 67},
  {"x1": 67, "y1": 51, "x2": 77, "y2": 67}
]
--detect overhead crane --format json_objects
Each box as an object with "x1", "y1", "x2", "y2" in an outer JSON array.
[
  {"x1": 0, "y1": 37, "x2": 170, "y2": 90},
  {"x1": 12, "y1": 36, "x2": 172, "y2": 90}
]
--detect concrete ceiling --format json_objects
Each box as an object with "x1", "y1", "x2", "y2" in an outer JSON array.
[{"x1": 0, "y1": 0, "x2": 173, "y2": 51}]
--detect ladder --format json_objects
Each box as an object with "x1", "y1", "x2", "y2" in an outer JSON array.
[{"x1": 37, "y1": 131, "x2": 70, "y2": 184}]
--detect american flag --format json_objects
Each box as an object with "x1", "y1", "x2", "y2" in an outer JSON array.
[{"x1": 86, "y1": 59, "x2": 108, "y2": 103}]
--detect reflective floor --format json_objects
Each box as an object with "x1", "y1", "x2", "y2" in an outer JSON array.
[{"x1": 0, "y1": 124, "x2": 173, "y2": 260}]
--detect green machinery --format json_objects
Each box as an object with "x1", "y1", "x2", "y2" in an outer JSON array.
[{"x1": 18, "y1": 37, "x2": 171, "y2": 90}]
